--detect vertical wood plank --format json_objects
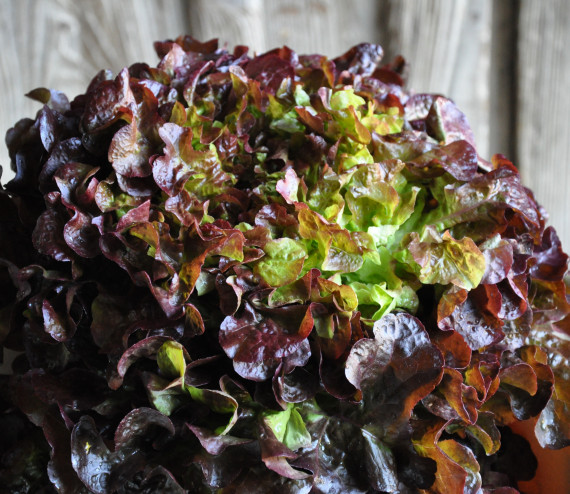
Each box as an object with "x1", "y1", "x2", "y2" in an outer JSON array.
[
  {"x1": 0, "y1": 0, "x2": 84, "y2": 175},
  {"x1": 187, "y1": 0, "x2": 267, "y2": 53},
  {"x1": 263, "y1": 0, "x2": 380, "y2": 57},
  {"x1": 378, "y1": 0, "x2": 467, "y2": 91},
  {"x1": 448, "y1": 1, "x2": 491, "y2": 157},
  {"x1": 517, "y1": 0, "x2": 570, "y2": 248},
  {"x1": 187, "y1": 0, "x2": 381, "y2": 58},
  {"x1": 77, "y1": 0, "x2": 188, "y2": 74},
  {"x1": 489, "y1": 0, "x2": 518, "y2": 160},
  {"x1": 377, "y1": 0, "x2": 492, "y2": 158}
]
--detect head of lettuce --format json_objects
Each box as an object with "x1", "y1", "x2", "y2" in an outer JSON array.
[{"x1": 0, "y1": 36, "x2": 568, "y2": 493}]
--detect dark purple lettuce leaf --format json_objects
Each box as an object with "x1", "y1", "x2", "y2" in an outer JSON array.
[
  {"x1": 29, "y1": 368, "x2": 108, "y2": 411},
  {"x1": 219, "y1": 303, "x2": 313, "y2": 381},
  {"x1": 421, "y1": 158, "x2": 541, "y2": 240},
  {"x1": 32, "y1": 206, "x2": 76, "y2": 263},
  {"x1": 435, "y1": 367, "x2": 480, "y2": 424},
  {"x1": 345, "y1": 313, "x2": 444, "y2": 441},
  {"x1": 360, "y1": 428, "x2": 399, "y2": 492},
  {"x1": 108, "y1": 84, "x2": 163, "y2": 180},
  {"x1": 273, "y1": 365, "x2": 319, "y2": 405},
  {"x1": 432, "y1": 325, "x2": 473, "y2": 369},
  {"x1": 44, "y1": 409, "x2": 89, "y2": 494},
  {"x1": 70, "y1": 415, "x2": 118, "y2": 493},
  {"x1": 292, "y1": 413, "x2": 369, "y2": 493},
  {"x1": 372, "y1": 130, "x2": 435, "y2": 163},
  {"x1": 535, "y1": 394, "x2": 570, "y2": 450},
  {"x1": 482, "y1": 346, "x2": 554, "y2": 424},
  {"x1": 438, "y1": 291, "x2": 505, "y2": 351},
  {"x1": 407, "y1": 139, "x2": 478, "y2": 181},
  {"x1": 114, "y1": 407, "x2": 174, "y2": 450},
  {"x1": 480, "y1": 236, "x2": 514, "y2": 285},
  {"x1": 318, "y1": 346, "x2": 360, "y2": 401},
  {"x1": 528, "y1": 322, "x2": 570, "y2": 449},
  {"x1": 64, "y1": 210, "x2": 101, "y2": 258},
  {"x1": 405, "y1": 93, "x2": 437, "y2": 122},
  {"x1": 53, "y1": 161, "x2": 99, "y2": 210},
  {"x1": 90, "y1": 289, "x2": 172, "y2": 356},
  {"x1": 37, "y1": 106, "x2": 62, "y2": 153},
  {"x1": 71, "y1": 410, "x2": 178, "y2": 493},
  {"x1": 81, "y1": 68, "x2": 135, "y2": 133},
  {"x1": 6, "y1": 373, "x2": 87, "y2": 493},
  {"x1": 0, "y1": 386, "x2": 56, "y2": 494},
  {"x1": 244, "y1": 50, "x2": 296, "y2": 93},
  {"x1": 113, "y1": 336, "x2": 172, "y2": 389},
  {"x1": 188, "y1": 424, "x2": 252, "y2": 456},
  {"x1": 333, "y1": 43, "x2": 384, "y2": 77},
  {"x1": 193, "y1": 442, "x2": 258, "y2": 490},
  {"x1": 425, "y1": 96, "x2": 476, "y2": 148},
  {"x1": 41, "y1": 288, "x2": 78, "y2": 343},
  {"x1": 132, "y1": 466, "x2": 187, "y2": 493},
  {"x1": 258, "y1": 424, "x2": 310, "y2": 480},
  {"x1": 5, "y1": 118, "x2": 46, "y2": 197},
  {"x1": 530, "y1": 226, "x2": 568, "y2": 282}
]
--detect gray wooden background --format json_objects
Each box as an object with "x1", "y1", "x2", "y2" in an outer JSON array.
[{"x1": 0, "y1": 0, "x2": 569, "y2": 248}]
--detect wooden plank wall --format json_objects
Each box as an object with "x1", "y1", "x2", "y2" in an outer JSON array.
[{"x1": 0, "y1": 0, "x2": 568, "y2": 244}]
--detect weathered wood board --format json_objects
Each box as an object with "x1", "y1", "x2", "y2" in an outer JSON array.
[{"x1": 517, "y1": 0, "x2": 570, "y2": 249}]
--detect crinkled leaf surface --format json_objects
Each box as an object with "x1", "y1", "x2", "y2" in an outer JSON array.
[
  {"x1": 346, "y1": 313, "x2": 444, "y2": 439},
  {"x1": 219, "y1": 303, "x2": 313, "y2": 381},
  {"x1": 1, "y1": 35, "x2": 569, "y2": 494},
  {"x1": 406, "y1": 228, "x2": 486, "y2": 290}
]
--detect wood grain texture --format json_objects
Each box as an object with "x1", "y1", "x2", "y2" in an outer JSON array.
[
  {"x1": 262, "y1": 0, "x2": 381, "y2": 57},
  {"x1": 76, "y1": 0, "x2": 187, "y2": 73},
  {"x1": 0, "y1": 0, "x2": 84, "y2": 173},
  {"x1": 489, "y1": 0, "x2": 518, "y2": 160},
  {"x1": 187, "y1": 0, "x2": 381, "y2": 58},
  {"x1": 378, "y1": 0, "x2": 492, "y2": 158},
  {"x1": 517, "y1": 0, "x2": 570, "y2": 248},
  {"x1": 187, "y1": 0, "x2": 267, "y2": 52}
]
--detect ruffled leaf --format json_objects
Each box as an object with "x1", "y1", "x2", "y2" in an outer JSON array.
[
  {"x1": 346, "y1": 313, "x2": 444, "y2": 439},
  {"x1": 406, "y1": 228, "x2": 486, "y2": 290},
  {"x1": 219, "y1": 303, "x2": 313, "y2": 381}
]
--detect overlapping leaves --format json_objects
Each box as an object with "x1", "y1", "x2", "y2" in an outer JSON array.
[{"x1": 0, "y1": 34, "x2": 569, "y2": 494}]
